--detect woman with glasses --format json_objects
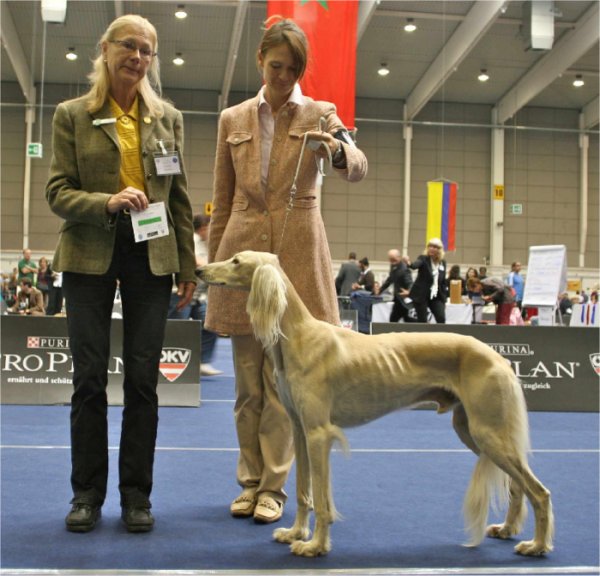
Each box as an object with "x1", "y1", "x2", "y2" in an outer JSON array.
[
  {"x1": 403, "y1": 238, "x2": 449, "y2": 323},
  {"x1": 46, "y1": 14, "x2": 196, "y2": 534}
]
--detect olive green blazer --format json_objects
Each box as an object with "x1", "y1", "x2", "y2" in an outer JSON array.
[{"x1": 46, "y1": 95, "x2": 196, "y2": 283}]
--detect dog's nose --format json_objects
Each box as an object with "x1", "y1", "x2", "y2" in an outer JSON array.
[{"x1": 195, "y1": 267, "x2": 204, "y2": 279}]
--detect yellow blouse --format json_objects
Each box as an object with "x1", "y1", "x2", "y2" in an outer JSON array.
[{"x1": 109, "y1": 96, "x2": 145, "y2": 193}]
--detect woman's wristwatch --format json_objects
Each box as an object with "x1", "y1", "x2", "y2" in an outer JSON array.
[{"x1": 332, "y1": 141, "x2": 345, "y2": 165}]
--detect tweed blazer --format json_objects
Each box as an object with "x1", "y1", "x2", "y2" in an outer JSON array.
[
  {"x1": 46, "y1": 95, "x2": 196, "y2": 283},
  {"x1": 205, "y1": 94, "x2": 368, "y2": 336}
]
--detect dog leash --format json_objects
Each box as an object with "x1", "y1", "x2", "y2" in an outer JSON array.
[{"x1": 276, "y1": 117, "x2": 332, "y2": 256}]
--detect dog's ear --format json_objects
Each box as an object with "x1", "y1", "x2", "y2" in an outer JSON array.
[{"x1": 246, "y1": 263, "x2": 287, "y2": 348}]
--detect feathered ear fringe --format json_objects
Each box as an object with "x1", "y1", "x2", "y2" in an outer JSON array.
[{"x1": 246, "y1": 263, "x2": 287, "y2": 348}]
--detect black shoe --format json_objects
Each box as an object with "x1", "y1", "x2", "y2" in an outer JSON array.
[
  {"x1": 65, "y1": 503, "x2": 101, "y2": 533},
  {"x1": 121, "y1": 506, "x2": 154, "y2": 533}
]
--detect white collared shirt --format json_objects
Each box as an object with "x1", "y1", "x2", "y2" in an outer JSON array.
[{"x1": 257, "y1": 84, "x2": 304, "y2": 190}]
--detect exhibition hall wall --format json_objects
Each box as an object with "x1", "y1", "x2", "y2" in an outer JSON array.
[{"x1": 1, "y1": 81, "x2": 598, "y2": 268}]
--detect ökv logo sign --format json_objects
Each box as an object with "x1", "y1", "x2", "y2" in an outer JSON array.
[
  {"x1": 589, "y1": 353, "x2": 600, "y2": 376},
  {"x1": 159, "y1": 348, "x2": 191, "y2": 382}
]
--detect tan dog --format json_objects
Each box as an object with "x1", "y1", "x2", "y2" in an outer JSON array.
[{"x1": 199, "y1": 251, "x2": 554, "y2": 558}]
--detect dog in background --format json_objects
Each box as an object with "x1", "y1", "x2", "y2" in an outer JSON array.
[{"x1": 198, "y1": 251, "x2": 554, "y2": 558}]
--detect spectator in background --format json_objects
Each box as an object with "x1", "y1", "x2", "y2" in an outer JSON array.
[
  {"x1": 558, "y1": 292, "x2": 573, "y2": 320},
  {"x1": 36, "y1": 257, "x2": 54, "y2": 309},
  {"x1": 4, "y1": 268, "x2": 19, "y2": 307},
  {"x1": 335, "y1": 252, "x2": 361, "y2": 296},
  {"x1": 466, "y1": 275, "x2": 484, "y2": 323},
  {"x1": 352, "y1": 257, "x2": 375, "y2": 293},
  {"x1": 481, "y1": 277, "x2": 515, "y2": 325},
  {"x1": 479, "y1": 266, "x2": 488, "y2": 281},
  {"x1": 465, "y1": 268, "x2": 479, "y2": 294},
  {"x1": 379, "y1": 249, "x2": 413, "y2": 323},
  {"x1": 404, "y1": 238, "x2": 448, "y2": 323},
  {"x1": 508, "y1": 261, "x2": 525, "y2": 310},
  {"x1": 446, "y1": 264, "x2": 464, "y2": 299},
  {"x1": 192, "y1": 214, "x2": 222, "y2": 377},
  {"x1": 18, "y1": 249, "x2": 37, "y2": 283},
  {"x1": 46, "y1": 269, "x2": 64, "y2": 316},
  {"x1": 8, "y1": 278, "x2": 45, "y2": 316}
]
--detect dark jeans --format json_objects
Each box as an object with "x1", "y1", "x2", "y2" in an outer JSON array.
[
  {"x1": 63, "y1": 216, "x2": 172, "y2": 508},
  {"x1": 413, "y1": 298, "x2": 446, "y2": 323},
  {"x1": 389, "y1": 298, "x2": 415, "y2": 323},
  {"x1": 192, "y1": 300, "x2": 217, "y2": 363},
  {"x1": 168, "y1": 295, "x2": 217, "y2": 364}
]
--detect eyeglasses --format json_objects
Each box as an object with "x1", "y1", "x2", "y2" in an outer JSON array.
[{"x1": 110, "y1": 39, "x2": 157, "y2": 60}]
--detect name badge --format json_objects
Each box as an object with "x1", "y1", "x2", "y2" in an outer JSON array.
[
  {"x1": 131, "y1": 202, "x2": 169, "y2": 242},
  {"x1": 154, "y1": 152, "x2": 182, "y2": 175}
]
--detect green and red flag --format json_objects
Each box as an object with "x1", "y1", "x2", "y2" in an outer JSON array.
[{"x1": 267, "y1": 0, "x2": 358, "y2": 129}]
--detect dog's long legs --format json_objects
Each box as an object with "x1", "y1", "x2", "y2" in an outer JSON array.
[
  {"x1": 487, "y1": 480, "x2": 527, "y2": 541},
  {"x1": 469, "y1": 426, "x2": 553, "y2": 556},
  {"x1": 453, "y1": 404, "x2": 480, "y2": 455},
  {"x1": 274, "y1": 419, "x2": 312, "y2": 544},
  {"x1": 289, "y1": 426, "x2": 335, "y2": 557}
]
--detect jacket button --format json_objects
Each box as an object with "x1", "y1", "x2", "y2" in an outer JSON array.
[{"x1": 260, "y1": 234, "x2": 268, "y2": 241}]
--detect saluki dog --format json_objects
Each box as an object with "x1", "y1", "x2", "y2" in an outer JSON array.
[{"x1": 198, "y1": 251, "x2": 554, "y2": 558}]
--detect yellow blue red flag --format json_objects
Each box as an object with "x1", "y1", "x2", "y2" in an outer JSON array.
[{"x1": 427, "y1": 181, "x2": 457, "y2": 251}]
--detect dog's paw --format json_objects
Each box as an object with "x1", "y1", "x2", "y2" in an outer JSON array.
[
  {"x1": 290, "y1": 538, "x2": 330, "y2": 557},
  {"x1": 273, "y1": 526, "x2": 309, "y2": 544},
  {"x1": 514, "y1": 539, "x2": 553, "y2": 556},
  {"x1": 487, "y1": 523, "x2": 516, "y2": 540}
]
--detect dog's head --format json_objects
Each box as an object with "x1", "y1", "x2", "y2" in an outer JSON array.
[
  {"x1": 197, "y1": 251, "x2": 280, "y2": 290},
  {"x1": 198, "y1": 251, "x2": 287, "y2": 348}
]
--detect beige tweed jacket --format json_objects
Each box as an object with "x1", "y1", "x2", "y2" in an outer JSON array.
[
  {"x1": 46, "y1": 96, "x2": 196, "y2": 283},
  {"x1": 205, "y1": 94, "x2": 368, "y2": 336}
]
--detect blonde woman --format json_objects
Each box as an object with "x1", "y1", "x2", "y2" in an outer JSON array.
[
  {"x1": 46, "y1": 15, "x2": 196, "y2": 533},
  {"x1": 206, "y1": 17, "x2": 367, "y2": 524},
  {"x1": 404, "y1": 238, "x2": 448, "y2": 323}
]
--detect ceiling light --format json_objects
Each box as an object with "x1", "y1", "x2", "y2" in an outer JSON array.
[
  {"x1": 478, "y1": 69, "x2": 490, "y2": 82},
  {"x1": 404, "y1": 18, "x2": 417, "y2": 32},
  {"x1": 175, "y1": 5, "x2": 187, "y2": 19},
  {"x1": 573, "y1": 74, "x2": 584, "y2": 87},
  {"x1": 173, "y1": 53, "x2": 185, "y2": 66},
  {"x1": 65, "y1": 47, "x2": 78, "y2": 61},
  {"x1": 378, "y1": 63, "x2": 390, "y2": 77}
]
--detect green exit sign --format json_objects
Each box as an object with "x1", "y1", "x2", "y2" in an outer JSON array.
[
  {"x1": 27, "y1": 143, "x2": 43, "y2": 158},
  {"x1": 509, "y1": 203, "x2": 523, "y2": 215}
]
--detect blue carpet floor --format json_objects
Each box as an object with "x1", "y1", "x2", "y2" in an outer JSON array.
[{"x1": 1, "y1": 337, "x2": 599, "y2": 575}]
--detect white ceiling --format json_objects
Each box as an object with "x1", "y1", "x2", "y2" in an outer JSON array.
[{"x1": 1, "y1": 0, "x2": 598, "y2": 126}]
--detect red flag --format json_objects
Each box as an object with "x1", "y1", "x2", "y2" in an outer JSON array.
[{"x1": 267, "y1": 0, "x2": 358, "y2": 129}]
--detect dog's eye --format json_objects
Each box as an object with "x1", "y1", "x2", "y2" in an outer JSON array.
[{"x1": 232, "y1": 258, "x2": 239, "y2": 265}]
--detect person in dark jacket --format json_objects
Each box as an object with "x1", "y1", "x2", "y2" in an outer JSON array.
[
  {"x1": 379, "y1": 249, "x2": 414, "y2": 323},
  {"x1": 403, "y1": 238, "x2": 448, "y2": 323}
]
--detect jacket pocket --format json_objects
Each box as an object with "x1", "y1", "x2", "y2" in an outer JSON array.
[
  {"x1": 227, "y1": 132, "x2": 252, "y2": 146},
  {"x1": 288, "y1": 124, "x2": 321, "y2": 140},
  {"x1": 231, "y1": 195, "x2": 249, "y2": 212},
  {"x1": 292, "y1": 194, "x2": 318, "y2": 209}
]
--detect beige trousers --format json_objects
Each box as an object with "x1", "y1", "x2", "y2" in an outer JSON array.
[{"x1": 231, "y1": 335, "x2": 294, "y2": 503}]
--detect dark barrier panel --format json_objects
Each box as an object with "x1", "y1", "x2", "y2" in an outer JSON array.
[
  {"x1": 371, "y1": 323, "x2": 599, "y2": 412},
  {"x1": 0, "y1": 316, "x2": 201, "y2": 406}
]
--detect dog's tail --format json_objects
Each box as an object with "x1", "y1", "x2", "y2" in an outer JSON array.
[
  {"x1": 463, "y1": 372, "x2": 530, "y2": 547},
  {"x1": 463, "y1": 454, "x2": 510, "y2": 546}
]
